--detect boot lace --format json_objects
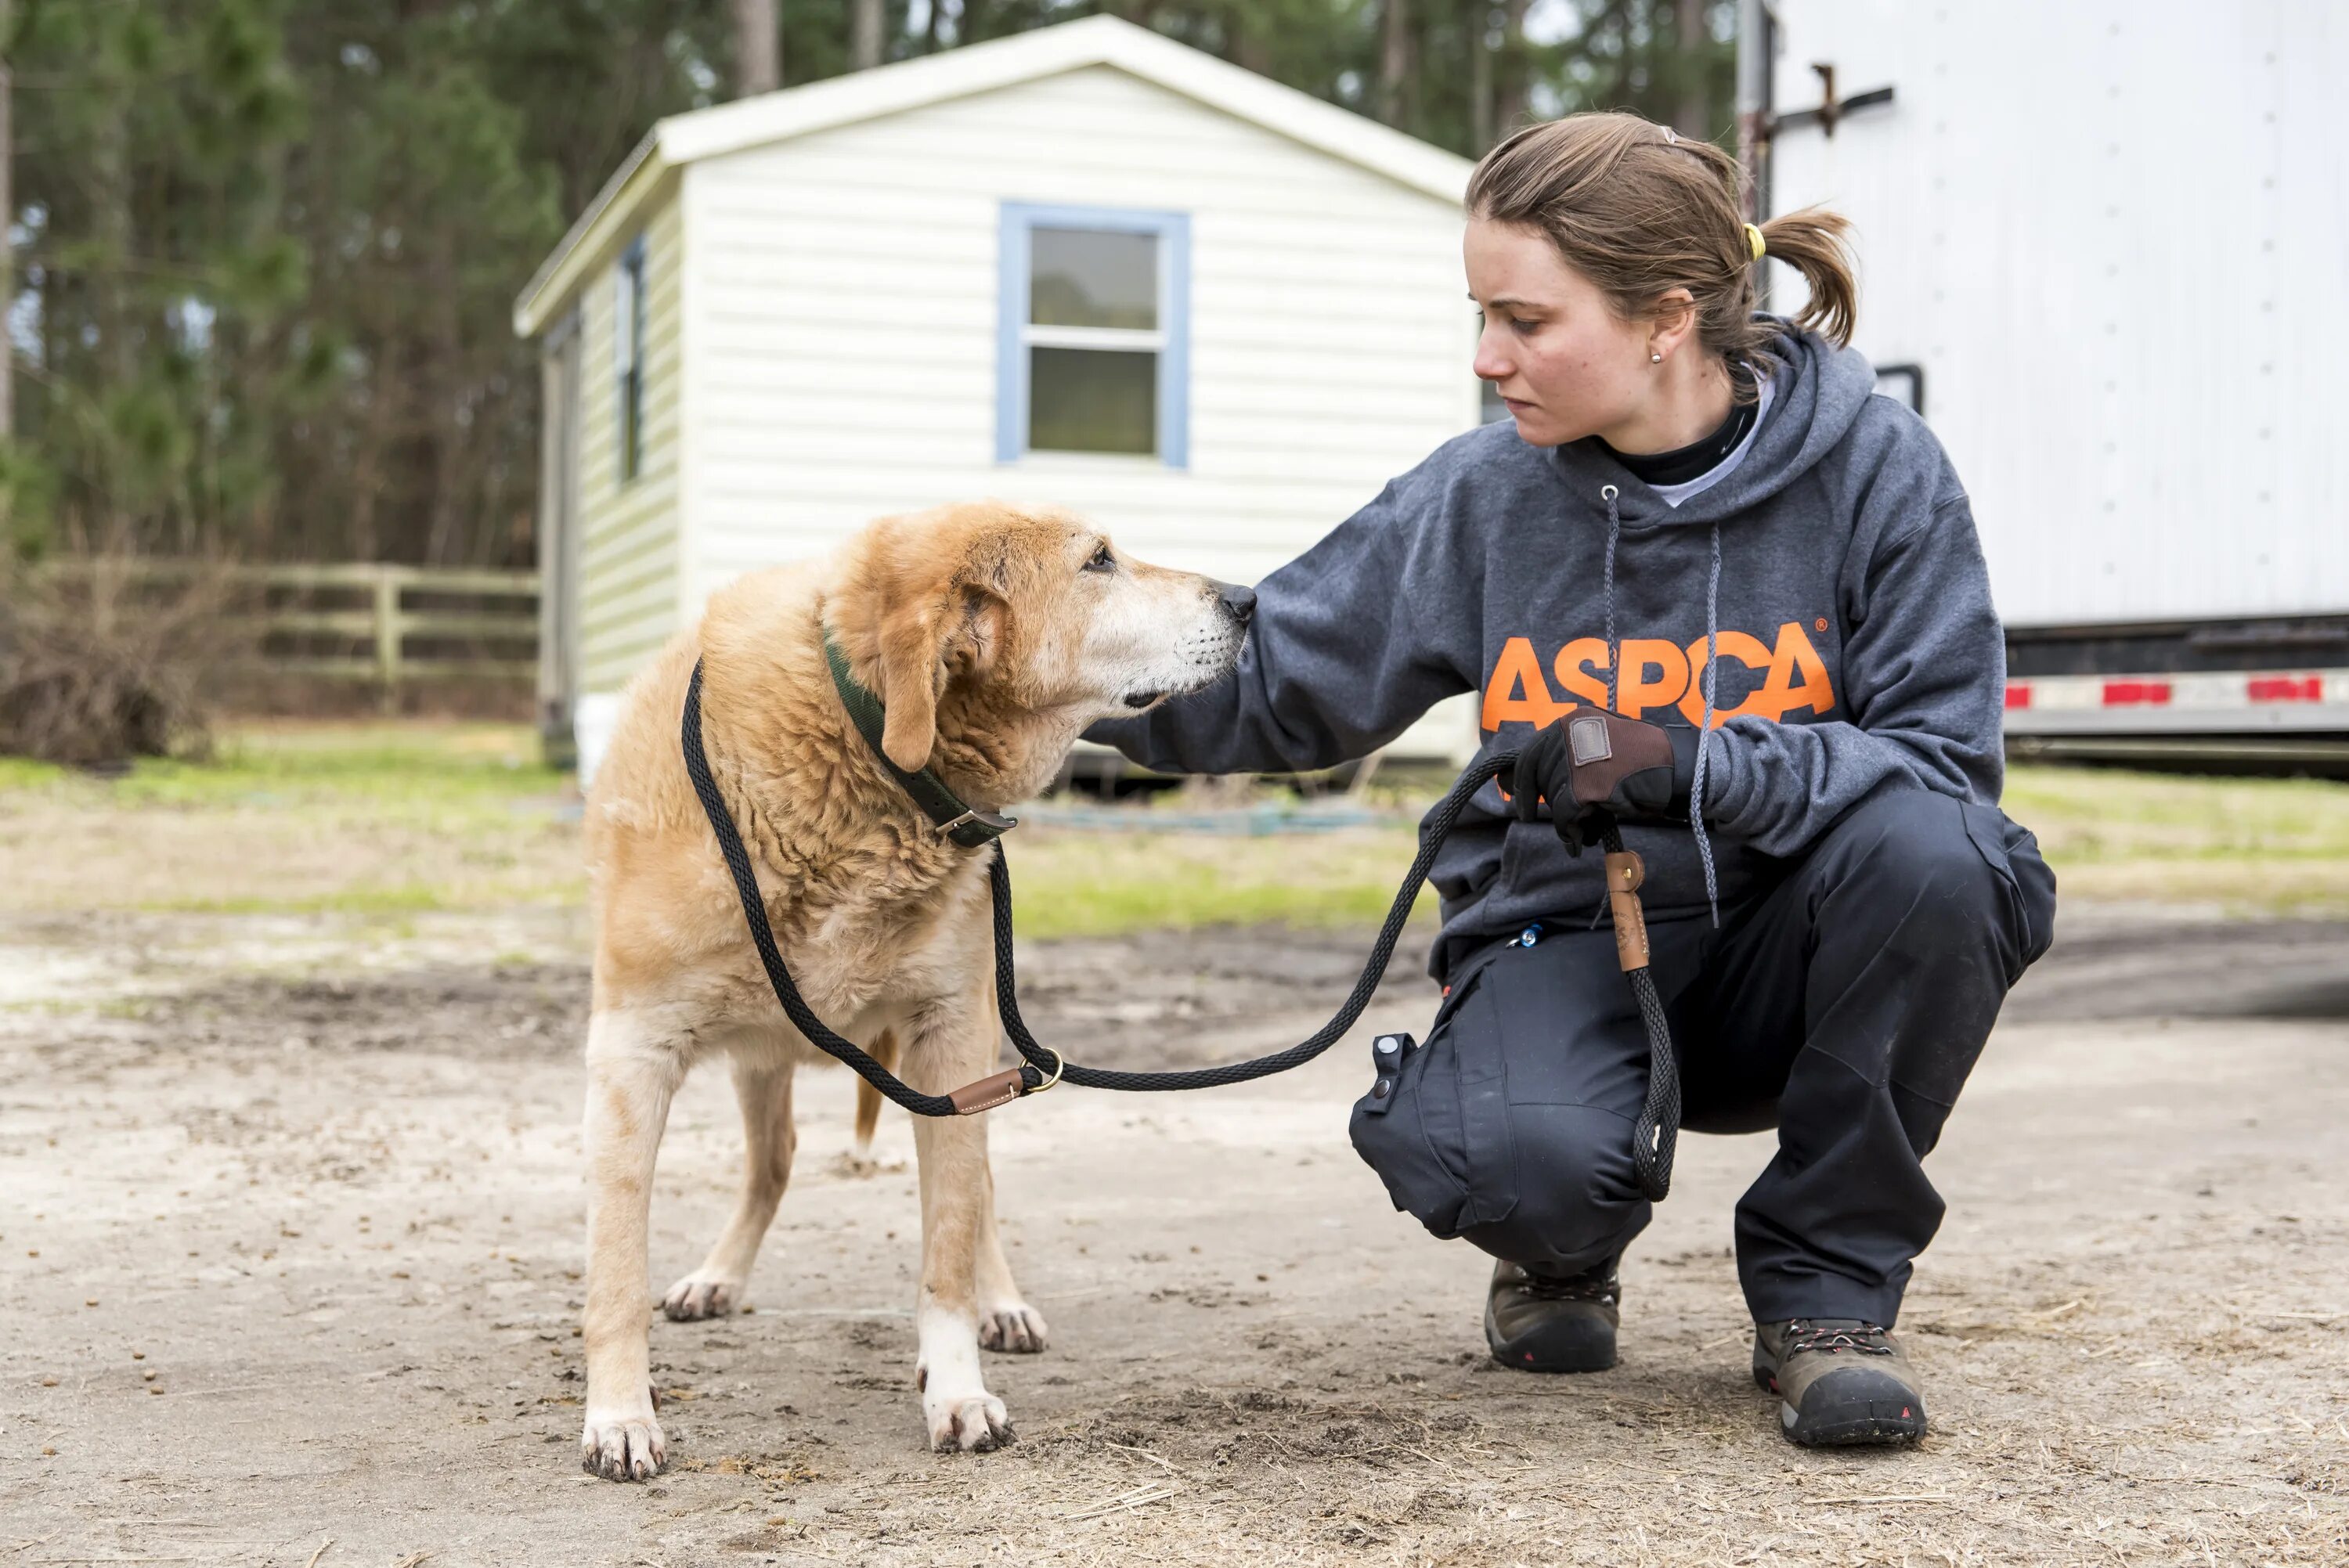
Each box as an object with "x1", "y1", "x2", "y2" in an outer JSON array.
[
  {"x1": 1518, "y1": 1264, "x2": 1620, "y2": 1305},
  {"x1": 1784, "y1": 1319, "x2": 1894, "y2": 1357}
]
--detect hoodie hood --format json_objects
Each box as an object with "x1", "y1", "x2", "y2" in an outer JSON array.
[{"x1": 1545, "y1": 320, "x2": 1883, "y2": 528}]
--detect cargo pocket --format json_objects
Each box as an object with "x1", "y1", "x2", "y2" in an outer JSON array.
[
  {"x1": 1961, "y1": 801, "x2": 2059, "y2": 975},
  {"x1": 1349, "y1": 961, "x2": 1511, "y2": 1240}
]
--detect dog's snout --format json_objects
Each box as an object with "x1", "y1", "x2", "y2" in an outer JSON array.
[{"x1": 1212, "y1": 580, "x2": 1256, "y2": 626}]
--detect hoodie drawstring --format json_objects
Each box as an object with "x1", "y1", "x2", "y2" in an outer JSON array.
[
  {"x1": 1690, "y1": 524, "x2": 1722, "y2": 927},
  {"x1": 1595, "y1": 486, "x2": 1723, "y2": 929},
  {"x1": 1600, "y1": 486, "x2": 1622, "y2": 712}
]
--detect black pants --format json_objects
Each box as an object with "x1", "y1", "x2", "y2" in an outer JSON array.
[{"x1": 1369, "y1": 789, "x2": 2055, "y2": 1328}]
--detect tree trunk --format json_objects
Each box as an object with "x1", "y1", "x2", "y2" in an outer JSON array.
[
  {"x1": 1675, "y1": 0, "x2": 1709, "y2": 139},
  {"x1": 851, "y1": 0, "x2": 883, "y2": 69},
  {"x1": 0, "y1": 0, "x2": 14, "y2": 442},
  {"x1": 1469, "y1": 0, "x2": 1492, "y2": 152},
  {"x1": 732, "y1": 0, "x2": 778, "y2": 96},
  {"x1": 1492, "y1": 0, "x2": 1528, "y2": 141},
  {"x1": 1377, "y1": 0, "x2": 1413, "y2": 130}
]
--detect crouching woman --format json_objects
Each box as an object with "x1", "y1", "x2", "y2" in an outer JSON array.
[{"x1": 1088, "y1": 112, "x2": 2056, "y2": 1448}]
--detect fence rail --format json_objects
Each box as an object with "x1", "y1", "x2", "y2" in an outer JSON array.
[{"x1": 34, "y1": 559, "x2": 539, "y2": 703}]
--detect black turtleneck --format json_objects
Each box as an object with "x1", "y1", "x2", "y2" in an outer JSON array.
[{"x1": 1601, "y1": 369, "x2": 1760, "y2": 488}]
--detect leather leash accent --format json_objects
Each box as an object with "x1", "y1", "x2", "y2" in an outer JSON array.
[{"x1": 1605, "y1": 849, "x2": 1651, "y2": 971}]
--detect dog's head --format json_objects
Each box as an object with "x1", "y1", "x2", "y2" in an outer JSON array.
[{"x1": 828, "y1": 503, "x2": 1250, "y2": 777}]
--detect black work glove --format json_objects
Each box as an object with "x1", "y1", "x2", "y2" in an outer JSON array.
[{"x1": 1498, "y1": 706, "x2": 1701, "y2": 853}]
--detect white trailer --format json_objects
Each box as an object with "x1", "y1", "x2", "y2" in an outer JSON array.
[{"x1": 1740, "y1": 0, "x2": 2349, "y2": 766}]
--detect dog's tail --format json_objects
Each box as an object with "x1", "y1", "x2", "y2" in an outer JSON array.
[{"x1": 853, "y1": 1028, "x2": 898, "y2": 1155}]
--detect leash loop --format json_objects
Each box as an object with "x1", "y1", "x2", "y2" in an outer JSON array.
[{"x1": 681, "y1": 661, "x2": 1680, "y2": 1199}]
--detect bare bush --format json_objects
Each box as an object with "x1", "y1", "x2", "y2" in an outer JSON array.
[{"x1": 0, "y1": 558, "x2": 254, "y2": 768}]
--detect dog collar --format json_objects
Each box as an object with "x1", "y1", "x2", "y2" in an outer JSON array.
[{"x1": 822, "y1": 632, "x2": 1016, "y2": 849}]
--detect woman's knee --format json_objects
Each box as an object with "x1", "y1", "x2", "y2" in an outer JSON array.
[
  {"x1": 1820, "y1": 790, "x2": 2049, "y2": 958},
  {"x1": 1463, "y1": 1104, "x2": 1651, "y2": 1271}
]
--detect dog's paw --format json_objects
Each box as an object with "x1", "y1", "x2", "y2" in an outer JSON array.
[
  {"x1": 978, "y1": 1300, "x2": 1049, "y2": 1354},
  {"x1": 661, "y1": 1271, "x2": 742, "y2": 1321},
  {"x1": 580, "y1": 1408, "x2": 667, "y2": 1481},
  {"x1": 924, "y1": 1388, "x2": 1014, "y2": 1454},
  {"x1": 829, "y1": 1148, "x2": 905, "y2": 1179}
]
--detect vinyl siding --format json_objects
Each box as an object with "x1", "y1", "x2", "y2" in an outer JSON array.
[{"x1": 573, "y1": 192, "x2": 686, "y2": 693}]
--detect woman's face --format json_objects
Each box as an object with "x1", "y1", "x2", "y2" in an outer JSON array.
[{"x1": 1466, "y1": 217, "x2": 1654, "y2": 448}]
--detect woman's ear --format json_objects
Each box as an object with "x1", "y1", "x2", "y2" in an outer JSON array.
[{"x1": 1649, "y1": 287, "x2": 1698, "y2": 359}]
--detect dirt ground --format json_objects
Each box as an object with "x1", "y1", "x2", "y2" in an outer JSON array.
[{"x1": 5, "y1": 903, "x2": 2347, "y2": 1566}]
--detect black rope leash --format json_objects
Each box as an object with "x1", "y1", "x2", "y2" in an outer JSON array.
[{"x1": 681, "y1": 661, "x2": 1681, "y2": 1199}]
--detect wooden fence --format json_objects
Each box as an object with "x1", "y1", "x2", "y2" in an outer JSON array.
[
  {"x1": 254, "y1": 562, "x2": 538, "y2": 691},
  {"x1": 34, "y1": 560, "x2": 539, "y2": 705}
]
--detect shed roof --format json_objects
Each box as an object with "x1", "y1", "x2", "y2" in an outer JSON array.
[{"x1": 511, "y1": 14, "x2": 1473, "y2": 337}]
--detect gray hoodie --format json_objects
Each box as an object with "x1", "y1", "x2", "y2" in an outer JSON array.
[{"x1": 1090, "y1": 324, "x2": 2005, "y2": 970}]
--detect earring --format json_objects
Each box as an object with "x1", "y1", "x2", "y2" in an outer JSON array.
[{"x1": 1651, "y1": 351, "x2": 1664, "y2": 364}]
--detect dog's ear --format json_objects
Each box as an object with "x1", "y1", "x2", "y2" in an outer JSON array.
[
  {"x1": 949, "y1": 582, "x2": 1007, "y2": 681},
  {"x1": 875, "y1": 592, "x2": 944, "y2": 773},
  {"x1": 844, "y1": 521, "x2": 1013, "y2": 773}
]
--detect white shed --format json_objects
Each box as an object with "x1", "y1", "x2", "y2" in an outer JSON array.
[{"x1": 513, "y1": 15, "x2": 1485, "y2": 781}]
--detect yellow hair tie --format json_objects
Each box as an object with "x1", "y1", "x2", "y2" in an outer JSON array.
[{"x1": 1745, "y1": 222, "x2": 1767, "y2": 262}]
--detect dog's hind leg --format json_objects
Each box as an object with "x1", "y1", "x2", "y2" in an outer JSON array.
[
  {"x1": 964, "y1": 986, "x2": 1045, "y2": 1354},
  {"x1": 662, "y1": 1053, "x2": 797, "y2": 1321},
  {"x1": 848, "y1": 1028, "x2": 896, "y2": 1169},
  {"x1": 580, "y1": 1009, "x2": 684, "y2": 1482},
  {"x1": 973, "y1": 1168, "x2": 1049, "y2": 1354}
]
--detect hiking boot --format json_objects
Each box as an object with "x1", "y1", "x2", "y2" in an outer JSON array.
[
  {"x1": 1485, "y1": 1256, "x2": 1620, "y2": 1373},
  {"x1": 1752, "y1": 1318, "x2": 1926, "y2": 1447}
]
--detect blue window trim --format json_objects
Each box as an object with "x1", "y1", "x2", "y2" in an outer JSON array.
[
  {"x1": 996, "y1": 202, "x2": 1190, "y2": 467},
  {"x1": 616, "y1": 234, "x2": 647, "y2": 484}
]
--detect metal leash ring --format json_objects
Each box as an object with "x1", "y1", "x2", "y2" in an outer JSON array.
[{"x1": 1024, "y1": 1041, "x2": 1066, "y2": 1096}]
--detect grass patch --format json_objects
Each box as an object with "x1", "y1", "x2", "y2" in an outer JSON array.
[
  {"x1": 2004, "y1": 764, "x2": 2349, "y2": 913},
  {"x1": 7, "y1": 721, "x2": 2345, "y2": 926},
  {"x1": 0, "y1": 720, "x2": 581, "y2": 917},
  {"x1": 1005, "y1": 827, "x2": 1431, "y2": 939}
]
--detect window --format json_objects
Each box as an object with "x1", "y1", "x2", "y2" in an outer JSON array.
[
  {"x1": 998, "y1": 204, "x2": 1189, "y2": 465},
  {"x1": 615, "y1": 236, "x2": 647, "y2": 481}
]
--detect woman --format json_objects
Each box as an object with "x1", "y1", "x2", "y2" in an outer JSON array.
[{"x1": 1090, "y1": 114, "x2": 2057, "y2": 1448}]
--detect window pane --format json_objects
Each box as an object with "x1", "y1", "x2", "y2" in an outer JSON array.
[
  {"x1": 1030, "y1": 228, "x2": 1156, "y2": 330},
  {"x1": 1029, "y1": 347, "x2": 1155, "y2": 455}
]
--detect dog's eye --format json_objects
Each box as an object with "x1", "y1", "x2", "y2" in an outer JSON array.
[{"x1": 1082, "y1": 543, "x2": 1117, "y2": 575}]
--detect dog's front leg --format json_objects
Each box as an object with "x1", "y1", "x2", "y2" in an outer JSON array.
[
  {"x1": 904, "y1": 1010, "x2": 1016, "y2": 1453},
  {"x1": 579, "y1": 1011, "x2": 682, "y2": 1480}
]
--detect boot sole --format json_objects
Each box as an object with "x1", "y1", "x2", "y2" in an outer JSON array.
[
  {"x1": 1779, "y1": 1399, "x2": 1926, "y2": 1447},
  {"x1": 1485, "y1": 1303, "x2": 1617, "y2": 1374},
  {"x1": 1755, "y1": 1363, "x2": 1926, "y2": 1446}
]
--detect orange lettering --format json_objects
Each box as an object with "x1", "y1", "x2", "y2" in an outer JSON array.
[
  {"x1": 1615, "y1": 639, "x2": 1690, "y2": 720},
  {"x1": 1678, "y1": 630, "x2": 1774, "y2": 726},
  {"x1": 1481, "y1": 636, "x2": 1572, "y2": 732},
  {"x1": 1553, "y1": 638, "x2": 1611, "y2": 708},
  {"x1": 1751, "y1": 621, "x2": 1837, "y2": 721}
]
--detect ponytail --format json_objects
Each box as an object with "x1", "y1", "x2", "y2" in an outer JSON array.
[{"x1": 1755, "y1": 206, "x2": 1859, "y2": 348}]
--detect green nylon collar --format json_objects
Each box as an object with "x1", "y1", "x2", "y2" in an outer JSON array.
[{"x1": 822, "y1": 632, "x2": 1016, "y2": 849}]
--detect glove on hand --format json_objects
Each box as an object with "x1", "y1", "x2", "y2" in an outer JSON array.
[{"x1": 1499, "y1": 706, "x2": 1701, "y2": 852}]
